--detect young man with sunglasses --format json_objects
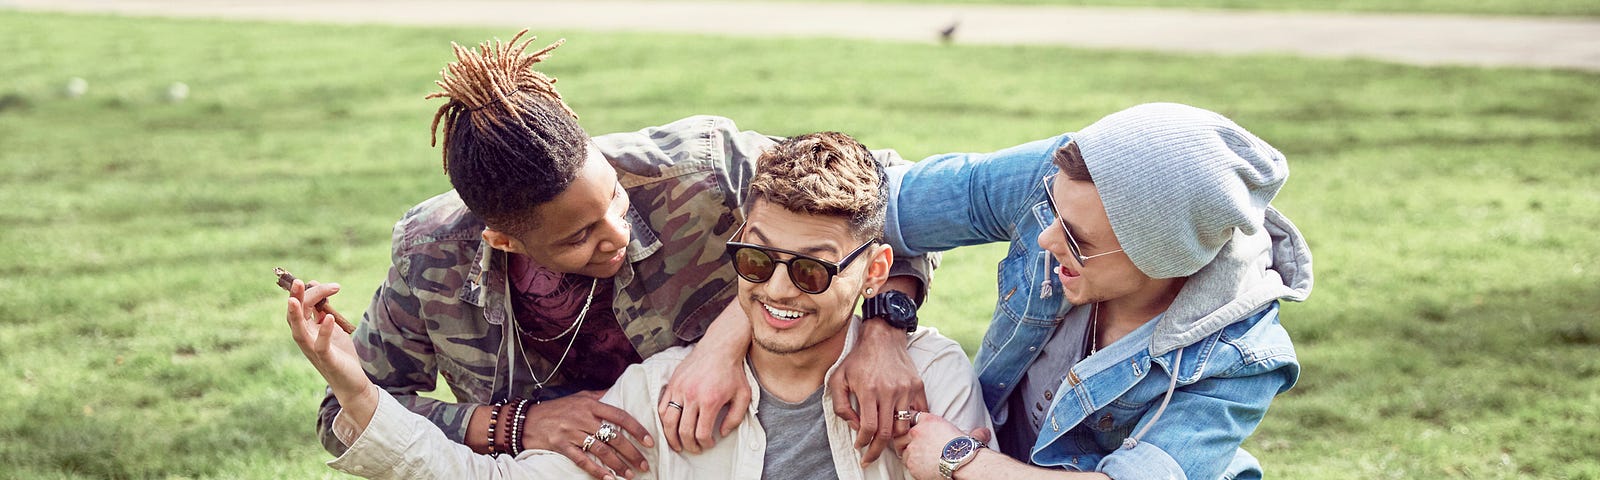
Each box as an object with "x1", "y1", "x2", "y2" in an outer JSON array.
[
  {"x1": 285, "y1": 33, "x2": 937, "y2": 479},
  {"x1": 287, "y1": 132, "x2": 990, "y2": 479},
  {"x1": 888, "y1": 103, "x2": 1314, "y2": 480}
]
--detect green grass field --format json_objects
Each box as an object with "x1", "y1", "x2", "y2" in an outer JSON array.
[
  {"x1": 735, "y1": 0, "x2": 1600, "y2": 17},
  {"x1": 2, "y1": 10, "x2": 1597, "y2": 480}
]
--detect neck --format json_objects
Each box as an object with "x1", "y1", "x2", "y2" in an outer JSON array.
[
  {"x1": 747, "y1": 324, "x2": 849, "y2": 403},
  {"x1": 1097, "y1": 277, "x2": 1186, "y2": 346}
]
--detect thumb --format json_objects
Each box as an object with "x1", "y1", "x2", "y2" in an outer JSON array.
[{"x1": 970, "y1": 427, "x2": 994, "y2": 445}]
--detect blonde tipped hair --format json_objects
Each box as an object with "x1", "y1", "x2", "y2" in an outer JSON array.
[
  {"x1": 427, "y1": 29, "x2": 577, "y2": 172},
  {"x1": 747, "y1": 132, "x2": 887, "y2": 241},
  {"x1": 424, "y1": 29, "x2": 590, "y2": 235}
]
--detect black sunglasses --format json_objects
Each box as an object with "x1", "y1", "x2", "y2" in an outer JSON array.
[{"x1": 724, "y1": 223, "x2": 874, "y2": 294}]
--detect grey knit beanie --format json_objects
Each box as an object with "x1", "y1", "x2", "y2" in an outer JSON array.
[{"x1": 1074, "y1": 103, "x2": 1287, "y2": 279}]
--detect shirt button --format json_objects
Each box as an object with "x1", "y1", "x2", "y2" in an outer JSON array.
[
  {"x1": 1043, "y1": 390, "x2": 1053, "y2": 401},
  {"x1": 1028, "y1": 346, "x2": 1037, "y2": 352},
  {"x1": 999, "y1": 383, "x2": 1007, "y2": 389},
  {"x1": 1097, "y1": 414, "x2": 1114, "y2": 430}
]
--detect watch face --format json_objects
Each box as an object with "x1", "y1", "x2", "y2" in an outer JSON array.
[{"x1": 941, "y1": 437, "x2": 976, "y2": 461}]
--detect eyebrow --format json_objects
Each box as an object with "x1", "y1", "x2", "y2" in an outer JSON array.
[{"x1": 745, "y1": 226, "x2": 840, "y2": 257}]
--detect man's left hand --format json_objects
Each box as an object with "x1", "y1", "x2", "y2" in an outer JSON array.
[{"x1": 829, "y1": 319, "x2": 927, "y2": 465}]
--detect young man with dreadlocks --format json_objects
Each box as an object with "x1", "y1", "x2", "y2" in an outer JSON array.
[
  {"x1": 287, "y1": 132, "x2": 991, "y2": 480},
  {"x1": 288, "y1": 31, "x2": 938, "y2": 479}
]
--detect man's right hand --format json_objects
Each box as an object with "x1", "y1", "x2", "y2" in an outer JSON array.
[{"x1": 521, "y1": 390, "x2": 654, "y2": 480}]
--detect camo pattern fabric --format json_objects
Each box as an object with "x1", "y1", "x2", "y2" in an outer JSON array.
[{"x1": 315, "y1": 116, "x2": 938, "y2": 455}]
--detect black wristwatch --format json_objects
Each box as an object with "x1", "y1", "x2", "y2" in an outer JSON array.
[{"x1": 861, "y1": 290, "x2": 918, "y2": 332}]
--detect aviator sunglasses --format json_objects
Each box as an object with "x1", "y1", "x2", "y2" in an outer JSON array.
[
  {"x1": 1042, "y1": 173, "x2": 1124, "y2": 265},
  {"x1": 724, "y1": 223, "x2": 874, "y2": 294}
]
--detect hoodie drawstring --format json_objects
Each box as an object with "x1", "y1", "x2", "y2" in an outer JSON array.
[
  {"x1": 1040, "y1": 254, "x2": 1055, "y2": 299},
  {"x1": 1122, "y1": 353, "x2": 1181, "y2": 450}
]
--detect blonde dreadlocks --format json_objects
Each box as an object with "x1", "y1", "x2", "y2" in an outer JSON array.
[{"x1": 424, "y1": 30, "x2": 591, "y2": 234}]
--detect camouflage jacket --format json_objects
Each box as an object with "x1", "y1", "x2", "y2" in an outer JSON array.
[{"x1": 316, "y1": 116, "x2": 938, "y2": 455}]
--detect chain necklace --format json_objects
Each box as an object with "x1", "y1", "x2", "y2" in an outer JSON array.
[
  {"x1": 522, "y1": 278, "x2": 600, "y2": 342},
  {"x1": 1089, "y1": 302, "x2": 1101, "y2": 356},
  {"x1": 515, "y1": 277, "x2": 599, "y2": 389}
]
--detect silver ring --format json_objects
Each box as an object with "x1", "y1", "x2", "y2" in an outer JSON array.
[
  {"x1": 911, "y1": 411, "x2": 922, "y2": 426},
  {"x1": 666, "y1": 401, "x2": 684, "y2": 411},
  {"x1": 581, "y1": 434, "x2": 597, "y2": 452},
  {"x1": 595, "y1": 422, "x2": 618, "y2": 443},
  {"x1": 895, "y1": 410, "x2": 915, "y2": 421}
]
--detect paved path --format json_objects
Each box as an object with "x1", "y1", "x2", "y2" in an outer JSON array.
[{"x1": 8, "y1": 0, "x2": 1600, "y2": 71}]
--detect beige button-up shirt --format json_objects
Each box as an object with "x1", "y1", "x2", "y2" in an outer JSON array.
[{"x1": 328, "y1": 322, "x2": 993, "y2": 479}]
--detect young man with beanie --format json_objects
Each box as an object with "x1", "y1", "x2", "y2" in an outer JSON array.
[
  {"x1": 286, "y1": 132, "x2": 990, "y2": 479},
  {"x1": 889, "y1": 103, "x2": 1313, "y2": 479}
]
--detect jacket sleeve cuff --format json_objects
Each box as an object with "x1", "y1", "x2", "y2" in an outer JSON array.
[
  {"x1": 327, "y1": 389, "x2": 420, "y2": 478},
  {"x1": 1097, "y1": 440, "x2": 1184, "y2": 480}
]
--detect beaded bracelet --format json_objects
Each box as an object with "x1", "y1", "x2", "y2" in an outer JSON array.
[
  {"x1": 511, "y1": 398, "x2": 532, "y2": 456},
  {"x1": 487, "y1": 401, "x2": 505, "y2": 457}
]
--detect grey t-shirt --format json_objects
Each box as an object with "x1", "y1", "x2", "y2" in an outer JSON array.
[
  {"x1": 999, "y1": 305, "x2": 1092, "y2": 457},
  {"x1": 755, "y1": 381, "x2": 837, "y2": 480}
]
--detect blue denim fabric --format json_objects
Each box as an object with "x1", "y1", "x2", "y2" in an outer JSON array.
[{"x1": 886, "y1": 135, "x2": 1300, "y2": 479}]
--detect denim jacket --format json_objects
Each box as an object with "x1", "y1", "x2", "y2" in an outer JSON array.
[{"x1": 886, "y1": 133, "x2": 1314, "y2": 480}]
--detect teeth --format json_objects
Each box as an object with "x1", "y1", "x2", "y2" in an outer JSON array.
[{"x1": 763, "y1": 303, "x2": 803, "y2": 320}]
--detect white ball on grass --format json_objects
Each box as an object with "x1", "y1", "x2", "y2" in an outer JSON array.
[
  {"x1": 165, "y1": 82, "x2": 189, "y2": 103},
  {"x1": 64, "y1": 77, "x2": 88, "y2": 98}
]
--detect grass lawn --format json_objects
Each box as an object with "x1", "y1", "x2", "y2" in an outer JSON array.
[
  {"x1": 2, "y1": 10, "x2": 1597, "y2": 480},
  {"x1": 732, "y1": 0, "x2": 1600, "y2": 17}
]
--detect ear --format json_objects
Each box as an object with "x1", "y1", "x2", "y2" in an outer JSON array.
[
  {"x1": 859, "y1": 243, "x2": 894, "y2": 297},
  {"x1": 481, "y1": 228, "x2": 525, "y2": 255}
]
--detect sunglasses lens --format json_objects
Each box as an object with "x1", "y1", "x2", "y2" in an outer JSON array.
[
  {"x1": 733, "y1": 247, "x2": 775, "y2": 282},
  {"x1": 1062, "y1": 229, "x2": 1083, "y2": 261},
  {"x1": 789, "y1": 258, "x2": 831, "y2": 293}
]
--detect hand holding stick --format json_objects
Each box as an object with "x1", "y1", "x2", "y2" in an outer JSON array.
[{"x1": 274, "y1": 267, "x2": 355, "y2": 334}]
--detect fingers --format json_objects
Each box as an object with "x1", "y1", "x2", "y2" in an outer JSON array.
[
  {"x1": 657, "y1": 396, "x2": 685, "y2": 453},
  {"x1": 314, "y1": 313, "x2": 334, "y2": 355},
  {"x1": 862, "y1": 405, "x2": 895, "y2": 464},
  {"x1": 720, "y1": 388, "x2": 750, "y2": 437},
  {"x1": 561, "y1": 445, "x2": 613, "y2": 480},
  {"x1": 302, "y1": 282, "x2": 341, "y2": 308},
  {"x1": 828, "y1": 375, "x2": 860, "y2": 429},
  {"x1": 676, "y1": 403, "x2": 702, "y2": 454},
  {"x1": 585, "y1": 440, "x2": 635, "y2": 480},
  {"x1": 854, "y1": 396, "x2": 879, "y2": 450},
  {"x1": 592, "y1": 405, "x2": 652, "y2": 471},
  {"x1": 692, "y1": 402, "x2": 720, "y2": 453},
  {"x1": 285, "y1": 297, "x2": 310, "y2": 345}
]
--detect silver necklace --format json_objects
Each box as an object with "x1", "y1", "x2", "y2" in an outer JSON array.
[
  {"x1": 523, "y1": 278, "x2": 600, "y2": 342},
  {"x1": 1089, "y1": 302, "x2": 1101, "y2": 355},
  {"x1": 516, "y1": 277, "x2": 599, "y2": 389}
]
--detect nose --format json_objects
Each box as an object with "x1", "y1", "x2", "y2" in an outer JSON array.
[
  {"x1": 1037, "y1": 222, "x2": 1068, "y2": 260},
  {"x1": 594, "y1": 214, "x2": 632, "y2": 257},
  {"x1": 761, "y1": 263, "x2": 805, "y2": 301}
]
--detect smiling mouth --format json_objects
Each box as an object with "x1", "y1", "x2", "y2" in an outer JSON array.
[
  {"x1": 1057, "y1": 264, "x2": 1080, "y2": 280},
  {"x1": 763, "y1": 302, "x2": 803, "y2": 319}
]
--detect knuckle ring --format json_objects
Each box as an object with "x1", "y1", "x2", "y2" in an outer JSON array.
[
  {"x1": 894, "y1": 410, "x2": 915, "y2": 421},
  {"x1": 581, "y1": 434, "x2": 597, "y2": 452},
  {"x1": 595, "y1": 422, "x2": 618, "y2": 443},
  {"x1": 666, "y1": 401, "x2": 684, "y2": 411}
]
